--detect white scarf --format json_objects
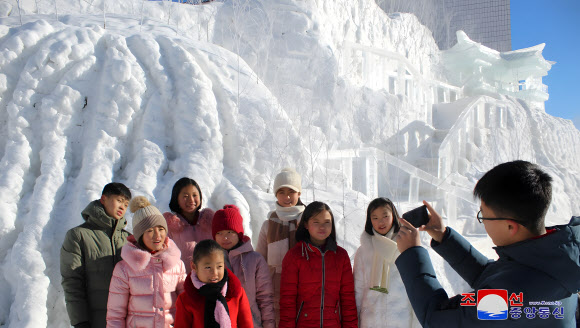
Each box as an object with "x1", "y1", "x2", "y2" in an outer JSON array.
[
  {"x1": 274, "y1": 203, "x2": 305, "y2": 222},
  {"x1": 265, "y1": 204, "x2": 305, "y2": 270},
  {"x1": 369, "y1": 227, "x2": 399, "y2": 293}
]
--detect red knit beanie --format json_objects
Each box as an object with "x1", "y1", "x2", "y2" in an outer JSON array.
[{"x1": 212, "y1": 204, "x2": 245, "y2": 240}]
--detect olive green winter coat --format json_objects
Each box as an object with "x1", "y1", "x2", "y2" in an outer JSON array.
[{"x1": 60, "y1": 200, "x2": 131, "y2": 328}]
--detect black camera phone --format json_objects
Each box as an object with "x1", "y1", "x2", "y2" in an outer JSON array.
[{"x1": 402, "y1": 205, "x2": 429, "y2": 228}]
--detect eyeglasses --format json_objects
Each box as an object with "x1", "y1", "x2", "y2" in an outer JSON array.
[{"x1": 476, "y1": 211, "x2": 525, "y2": 225}]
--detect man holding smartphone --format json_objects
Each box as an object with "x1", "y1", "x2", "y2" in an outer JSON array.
[{"x1": 395, "y1": 160, "x2": 580, "y2": 327}]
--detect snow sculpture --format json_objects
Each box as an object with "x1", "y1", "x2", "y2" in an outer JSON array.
[{"x1": 443, "y1": 31, "x2": 553, "y2": 106}]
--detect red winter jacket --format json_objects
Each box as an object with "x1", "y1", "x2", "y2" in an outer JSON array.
[
  {"x1": 280, "y1": 239, "x2": 358, "y2": 328},
  {"x1": 174, "y1": 268, "x2": 253, "y2": 328}
]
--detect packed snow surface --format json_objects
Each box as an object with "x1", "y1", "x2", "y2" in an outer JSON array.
[{"x1": 0, "y1": 0, "x2": 579, "y2": 327}]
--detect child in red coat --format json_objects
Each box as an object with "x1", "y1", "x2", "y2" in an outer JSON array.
[
  {"x1": 280, "y1": 201, "x2": 358, "y2": 328},
  {"x1": 174, "y1": 239, "x2": 253, "y2": 328}
]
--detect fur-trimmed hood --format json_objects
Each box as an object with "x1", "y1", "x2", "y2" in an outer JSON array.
[
  {"x1": 108, "y1": 236, "x2": 187, "y2": 328},
  {"x1": 164, "y1": 208, "x2": 214, "y2": 233},
  {"x1": 121, "y1": 235, "x2": 182, "y2": 272}
]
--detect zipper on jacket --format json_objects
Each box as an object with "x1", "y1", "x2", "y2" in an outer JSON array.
[
  {"x1": 111, "y1": 219, "x2": 119, "y2": 263},
  {"x1": 240, "y1": 253, "x2": 247, "y2": 283},
  {"x1": 320, "y1": 251, "x2": 326, "y2": 328},
  {"x1": 296, "y1": 301, "x2": 304, "y2": 325}
]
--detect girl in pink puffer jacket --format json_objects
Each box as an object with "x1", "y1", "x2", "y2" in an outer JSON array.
[
  {"x1": 107, "y1": 197, "x2": 187, "y2": 328},
  {"x1": 163, "y1": 177, "x2": 215, "y2": 274}
]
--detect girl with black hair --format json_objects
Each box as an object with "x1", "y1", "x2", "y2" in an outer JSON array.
[
  {"x1": 353, "y1": 198, "x2": 419, "y2": 328},
  {"x1": 174, "y1": 239, "x2": 253, "y2": 328},
  {"x1": 279, "y1": 201, "x2": 358, "y2": 328},
  {"x1": 164, "y1": 177, "x2": 215, "y2": 273}
]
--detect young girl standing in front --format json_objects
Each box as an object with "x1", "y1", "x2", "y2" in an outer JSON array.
[
  {"x1": 164, "y1": 177, "x2": 215, "y2": 273},
  {"x1": 107, "y1": 196, "x2": 187, "y2": 328},
  {"x1": 174, "y1": 239, "x2": 253, "y2": 328},
  {"x1": 353, "y1": 198, "x2": 419, "y2": 328},
  {"x1": 256, "y1": 168, "x2": 305, "y2": 323},
  {"x1": 279, "y1": 201, "x2": 358, "y2": 328}
]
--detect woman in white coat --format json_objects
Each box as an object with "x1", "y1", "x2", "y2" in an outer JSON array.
[{"x1": 353, "y1": 198, "x2": 420, "y2": 328}]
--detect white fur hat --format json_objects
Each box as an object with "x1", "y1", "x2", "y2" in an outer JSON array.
[
  {"x1": 274, "y1": 168, "x2": 302, "y2": 193},
  {"x1": 130, "y1": 196, "x2": 167, "y2": 241}
]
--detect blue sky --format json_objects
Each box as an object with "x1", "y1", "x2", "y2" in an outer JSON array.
[{"x1": 511, "y1": 0, "x2": 580, "y2": 129}]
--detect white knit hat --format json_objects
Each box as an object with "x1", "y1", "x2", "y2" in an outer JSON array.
[
  {"x1": 130, "y1": 196, "x2": 167, "y2": 241},
  {"x1": 273, "y1": 168, "x2": 302, "y2": 193}
]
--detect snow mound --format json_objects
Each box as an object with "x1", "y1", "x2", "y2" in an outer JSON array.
[{"x1": 0, "y1": 18, "x2": 308, "y2": 327}]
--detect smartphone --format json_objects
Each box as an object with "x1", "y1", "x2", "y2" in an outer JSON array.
[{"x1": 402, "y1": 205, "x2": 429, "y2": 228}]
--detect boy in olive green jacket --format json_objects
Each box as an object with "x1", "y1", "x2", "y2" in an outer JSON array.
[{"x1": 60, "y1": 183, "x2": 131, "y2": 328}]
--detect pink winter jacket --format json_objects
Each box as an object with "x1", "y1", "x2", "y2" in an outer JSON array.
[
  {"x1": 164, "y1": 208, "x2": 214, "y2": 274},
  {"x1": 106, "y1": 236, "x2": 187, "y2": 328},
  {"x1": 228, "y1": 238, "x2": 276, "y2": 328}
]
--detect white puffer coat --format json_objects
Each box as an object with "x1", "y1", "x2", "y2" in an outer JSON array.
[{"x1": 353, "y1": 231, "x2": 420, "y2": 328}]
